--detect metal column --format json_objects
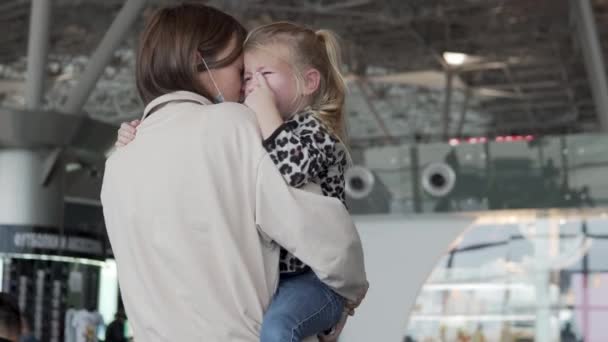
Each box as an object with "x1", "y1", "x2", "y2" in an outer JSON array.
[
  {"x1": 61, "y1": 0, "x2": 148, "y2": 115},
  {"x1": 409, "y1": 145, "x2": 422, "y2": 213},
  {"x1": 456, "y1": 87, "x2": 472, "y2": 138},
  {"x1": 24, "y1": 0, "x2": 51, "y2": 110},
  {"x1": 0, "y1": 150, "x2": 63, "y2": 226},
  {"x1": 2, "y1": 1, "x2": 63, "y2": 228},
  {"x1": 572, "y1": 0, "x2": 608, "y2": 132},
  {"x1": 442, "y1": 71, "x2": 454, "y2": 140}
]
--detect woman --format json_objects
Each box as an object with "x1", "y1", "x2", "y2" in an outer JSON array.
[{"x1": 101, "y1": 3, "x2": 368, "y2": 342}]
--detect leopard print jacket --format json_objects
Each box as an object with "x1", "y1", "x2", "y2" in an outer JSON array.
[{"x1": 262, "y1": 110, "x2": 348, "y2": 275}]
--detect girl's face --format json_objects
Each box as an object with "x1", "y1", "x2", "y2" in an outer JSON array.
[{"x1": 243, "y1": 45, "x2": 306, "y2": 116}]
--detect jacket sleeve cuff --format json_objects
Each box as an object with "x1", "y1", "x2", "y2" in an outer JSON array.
[{"x1": 262, "y1": 123, "x2": 290, "y2": 148}]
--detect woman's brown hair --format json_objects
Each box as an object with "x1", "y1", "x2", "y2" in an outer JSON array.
[{"x1": 136, "y1": 3, "x2": 246, "y2": 104}]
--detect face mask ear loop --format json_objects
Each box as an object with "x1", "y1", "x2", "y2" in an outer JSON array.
[{"x1": 200, "y1": 56, "x2": 224, "y2": 102}]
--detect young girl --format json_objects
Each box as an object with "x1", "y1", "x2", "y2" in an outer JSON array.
[
  {"x1": 243, "y1": 22, "x2": 352, "y2": 342},
  {"x1": 116, "y1": 22, "x2": 361, "y2": 342}
]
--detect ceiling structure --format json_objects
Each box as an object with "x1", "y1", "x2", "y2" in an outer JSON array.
[{"x1": 1, "y1": 0, "x2": 608, "y2": 149}]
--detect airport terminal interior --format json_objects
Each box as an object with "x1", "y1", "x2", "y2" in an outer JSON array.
[{"x1": 2, "y1": 0, "x2": 608, "y2": 341}]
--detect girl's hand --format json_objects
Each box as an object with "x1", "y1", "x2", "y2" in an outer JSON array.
[
  {"x1": 115, "y1": 119, "x2": 140, "y2": 147},
  {"x1": 244, "y1": 72, "x2": 283, "y2": 139}
]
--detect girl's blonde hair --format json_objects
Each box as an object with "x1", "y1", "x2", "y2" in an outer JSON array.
[{"x1": 244, "y1": 22, "x2": 348, "y2": 142}]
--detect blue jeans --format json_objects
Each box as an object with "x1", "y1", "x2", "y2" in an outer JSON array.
[{"x1": 260, "y1": 271, "x2": 345, "y2": 342}]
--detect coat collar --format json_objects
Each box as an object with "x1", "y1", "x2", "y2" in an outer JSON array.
[{"x1": 142, "y1": 91, "x2": 213, "y2": 121}]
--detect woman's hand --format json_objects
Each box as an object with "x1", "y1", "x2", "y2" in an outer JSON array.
[
  {"x1": 115, "y1": 119, "x2": 140, "y2": 147},
  {"x1": 244, "y1": 72, "x2": 283, "y2": 139},
  {"x1": 318, "y1": 312, "x2": 348, "y2": 342},
  {"x1": 319, "y1": 285, "x2": 368, "y2": 342},
  {"x1": 345, "y1": 283, "x2": 368, "y2": 315}
]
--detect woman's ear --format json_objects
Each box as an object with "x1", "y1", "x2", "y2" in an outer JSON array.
[{"x1": 302, "y1": 68, "x2": 321, "y2": 96}]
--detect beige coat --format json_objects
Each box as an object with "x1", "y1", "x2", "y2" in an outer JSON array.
[{"x1": 101, "y1": 91, "x2": 368, "y2": 342}]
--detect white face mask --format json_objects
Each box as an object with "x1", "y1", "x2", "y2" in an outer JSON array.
[{"x1": 200, "y1": 56, "x2": 225, "y2": 103}]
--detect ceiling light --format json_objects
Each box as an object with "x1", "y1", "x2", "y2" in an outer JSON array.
[
  {"x1": 65, "y1": 162, "x2": 82, "y2": 172},
  {"x1": 443, "y1": 52, "x2": 468, "y2": 66}
]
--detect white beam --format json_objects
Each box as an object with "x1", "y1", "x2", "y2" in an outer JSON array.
[
  {"x1": 61, "y1": 0, "x2": 147, "y2": 115},
  {"x1": 572, "y1": 0, "x2": 608, "y2": 131}
]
